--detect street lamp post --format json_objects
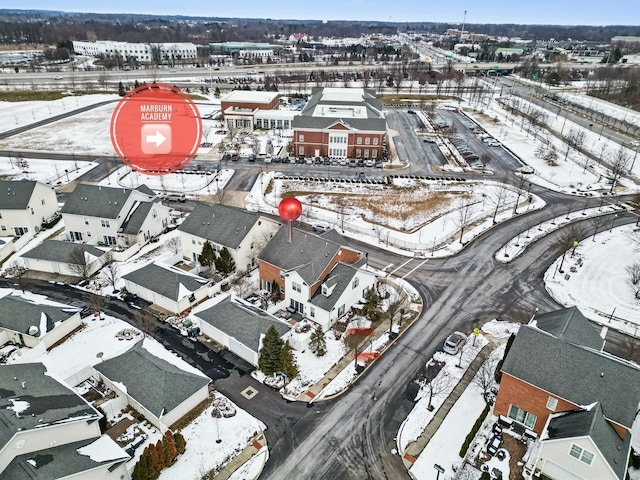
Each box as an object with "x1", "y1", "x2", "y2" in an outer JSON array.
[{"x1": 434, "y1": 464, "x2": 445, "y2": 480}]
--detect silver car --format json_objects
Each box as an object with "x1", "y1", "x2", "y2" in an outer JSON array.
[{"x1": 443, "y1": 331, "x2": 467, "y2": 354}]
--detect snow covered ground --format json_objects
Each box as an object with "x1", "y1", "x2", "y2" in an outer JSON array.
[
  {"x1": 545, "y1": 223, "x2": 640, "y2": 335},
  {"x1": 0, "y1": 156, "x2": 98, "y2": 184}
]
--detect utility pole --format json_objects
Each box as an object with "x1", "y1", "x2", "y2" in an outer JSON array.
[{"x1": 460, "y1": 11, "x2": 468, "y2": 41}]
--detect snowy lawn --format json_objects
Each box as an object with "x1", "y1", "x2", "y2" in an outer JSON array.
[
  {"x1": 545, "y1": 223, "x2": 640, "y2": 334},
  {"x1": 0, "y1": 156, "x2": 98, "y2": 184},
  {"x1": 228, "y1": 446, "x2": 268, "y2": 480},
  {"x1": 158, "y1": 393, "x2": 266, "y2": 480}
]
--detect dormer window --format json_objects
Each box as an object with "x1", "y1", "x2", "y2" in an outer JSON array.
[{"x1": 322, "y1": 284, "x2": 328, "y2": 296}]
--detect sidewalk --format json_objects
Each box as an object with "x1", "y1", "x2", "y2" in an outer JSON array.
[
  {"x1": 401, "y1": 336, "x2": 506, "y2": 469},
  {"x1": 213, "y1": 433, "x2": 268, "y2": 480}
]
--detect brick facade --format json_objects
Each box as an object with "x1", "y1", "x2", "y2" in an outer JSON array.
[
  {"x1": 293, "y1": 126, "x2": 385, "y2": 159},
  {"x1": 221, "y1": 97, "x2": 279, "y2": 115},
  {"x1": 494, "y1": 373, "x2": 579, "y2": 434}
]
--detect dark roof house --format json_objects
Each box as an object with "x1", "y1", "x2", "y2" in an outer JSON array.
[
  {"x1": 60, "y1": 184, "x2": 154, "y2": 219},
  {"x1": 122, "y1": 263, "x2": 209, "y2": 302},
  {"x1": 0, "y1": 180, "x2": 39, "y2": 210},
  {"x1": 0, "y1": 293, "x2": 78, "y2": 338}
]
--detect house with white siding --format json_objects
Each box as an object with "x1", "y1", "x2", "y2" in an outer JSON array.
[
  {"x1": 61, "y1": 184, "x2": 170, "y2": 248},
  {"x1": 0, "y1": 180, "x2": 58, "y2": 239},
  {"x1": 21, "y1": 240, "x2": 108, "y2": 278}
]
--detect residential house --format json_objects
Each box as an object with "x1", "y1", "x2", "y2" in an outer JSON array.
[
  {"x1": 61, "y1": 184, "x2": 170, "y2": 247},
  {"x1": 193, "y1": 294, "x2": 292, "y2": 367},
  {"x1": 122, "y1": 262, "x2": 210, "y2": 314},
  {"x1": 292, "y1": 87, "x2": 386, "y2": 160},
  {"x1": 179, "y1": 203, "x2": 280, "y2": 273},
  {"x1": 0, "y1": 179, "x2": 58, "y2": 238},
  {"x1": 0, "y1": 291, "x2": 82, "y2": 349},
  {"x1": 525, "y1": 403, "x2": 631, "y2": 480},
  {"x1": 0, "y1": 363, "x2": 129, "y2": 479},
  {"x1": 258, "y1": 227, "x2": 370, "y2": 329},
  {"x1": 21, "y1": 240, "x2": 108, "y2": 278},
  {"x1": 493, "y1": 306, "x2": 640, "y2": 479},
  {"x1": 93, "y1": 339, "x2": 210, "y2": 430}
]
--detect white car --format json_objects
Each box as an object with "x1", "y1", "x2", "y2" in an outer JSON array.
[
  {"x1": 443, "y1": 331, "x2": 467, "y2": 354},
  {"x1": 311, "y1": 222, "x2": 331, "y2": 233},
  {"x1": 53, "y1": 75, "x2": 63, "y2": 80}
]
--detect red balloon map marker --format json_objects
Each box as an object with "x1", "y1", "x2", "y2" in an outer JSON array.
[
  {"x1": 278, "y1": 197, "x2": 303, "y2": 243},
  {"x1": 110, "y1": 83, "x2": 202, "y2": 175}
]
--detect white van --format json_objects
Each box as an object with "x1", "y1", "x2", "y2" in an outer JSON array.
[{"x1": 166, "y1": 193, "x2": 186, "y2": 203}]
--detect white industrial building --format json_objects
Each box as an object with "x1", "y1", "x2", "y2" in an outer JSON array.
[{"x1": 72, "y1": 41, "x2": 197, "y2": 64}]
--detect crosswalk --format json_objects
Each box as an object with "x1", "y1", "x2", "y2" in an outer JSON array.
[{"x1": 375, "y1": 257, "x2": 429, "y2": 280}]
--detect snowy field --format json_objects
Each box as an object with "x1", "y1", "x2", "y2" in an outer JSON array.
[
  {"x1": 545, "y1": 223, "x2": 640, "y2": 334},
  {"x1": 0, "y1": 156, "x2": 98, "y2": 184}
]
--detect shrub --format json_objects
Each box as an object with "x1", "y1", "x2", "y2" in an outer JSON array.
[{"x1": 459, "y1": 402, "x2": 491, "y2": 458}]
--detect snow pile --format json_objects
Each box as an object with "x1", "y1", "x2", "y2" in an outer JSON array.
[
  {"x1": 228, "y1": 446, "x2": 268, "y2": 480},
  {"x1": 7, "y1": 398, "x2": 30, "y2": 415},
  {"x1": 76, "y1": 435, "x2": 127, "y2": 463}
]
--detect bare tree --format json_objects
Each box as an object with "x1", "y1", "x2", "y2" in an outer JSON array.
[
  {"x1": 479, "y1": 153, "x2": 491, "y2": 170},
  {"x1": 626, "y1": 262, "x2": 640, "y2": 299},
  {"x1": 554, "y1": 225, "x2": 585, "y2": 274},
  {"x1": 97, "y1": 69, "x2": 110, "y2": 92},
  {"x1": 418, "y1": 361, "x2": 451, "y2": 411},
  {"x1": 384, "y1": 281, "x2": 408, "y2": 334},
  {"x1": 100, "y1": 261, "x2": 120, "y2": 292},
  {"x1": 165, "y1": 237, "x2": 182, "y2": 255},
  {"x1": 5, "y1": 260, "x2": 28, "y2": 293},
  {"x1": 489, "y1": 183, "x2": 511, "y2": 224},
  {"x1": 610, "y1": 146, "x2": 630, "y2": 193},
  {"x1": 454, "y1": 200, "x2": 477, "y2": 244},
  {"x1": 590, "y1": 215, "x2": 609, "y2": 241},
  {"x1": 562, "y1": 127, "x2": 585, "y2": 162},
  {"x1": 472, "y1": 356, "x2": 498, "y2": 402},
  {"x1": 67, "y1": 247, "x2": 92, "y2": 279}
]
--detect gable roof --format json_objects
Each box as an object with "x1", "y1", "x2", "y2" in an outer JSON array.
[
  {"x1": 122, "y1": 263, "x2": 209, "y2": 301},
  {"x1": 534, "y1": 306, "x2": 605, "y2": 350},
  {"x1": 194, "y1": 295, "x2": 290, "y2": 352},
  {"x1": 309, "y1": 260, "x2": 369, "y2": 311},
  {"x1": 3, "y1": 436, "x2": 129, "y2": 480},
  {"x1": 259, "y1": 226, "x2": 356, "y2": 285},
  {"x1": 502, "y1": 325, "x2": 640, "y2": 429},
  {"x1": 0, "y1": 363, "x2": 99, "y2": 450},
  {"x1": 60, "y1": 184, "x2": 154, "y2": 219},
  {"x1": 119, "y1": 200, "x2": 155, "y2": 235},
  {"x1": 21, "y1": 240, "x2": 106, "y2": 264},
  {"x1": 546, "y1": 404, "x2": 630, "y2": 480},
  {"x1": 94, "y1": 341, "x2": 210, "y2": 418},
  {"x1": 0, "y1": 293, "x2": 77, "y2": 337},
  {"x1": 178, "y1": 203, "x2": 261, "y2": 249},
  {"x1": 0, "y1": 180, "x2": 40, "y2": 210}
]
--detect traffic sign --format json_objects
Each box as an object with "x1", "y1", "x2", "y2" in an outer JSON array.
[
  {"x1": 110, "y1": 83, "x2": 202, "y2": 175},
  {"x1": 493, "y1": 65, "x2": 499, "y2": 70},
  {"x1": 532, "y1": 75, "x2": 538, "y2": 80}
]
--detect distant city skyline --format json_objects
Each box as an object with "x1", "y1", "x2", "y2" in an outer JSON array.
[{"x1": 2, "y1": 0, "x2": 638, "y2": 26}]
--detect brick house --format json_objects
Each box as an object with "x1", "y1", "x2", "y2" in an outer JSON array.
[
  {"x1": 292, "y1": 87, "x2": 386, "y2": 160},
  {"x1": 221, "y1": 90, "x2": 281, "y2": 130},
  {"x1": 258, "y1": 227, "x2": 373, "y2": 328},
  {"x1": 494, "y1": 307, "x2": 640, "y2": 479}
]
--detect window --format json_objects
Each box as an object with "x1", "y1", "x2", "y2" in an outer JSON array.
[
  {"x1": 101, "y1": 219, "x2": 110, "y2": 228},
  {"x1": 372, "y1": 150, "x2": 378, "y2": 159},
  {"x1": 292, "y1": 281, "x2": 302, "y2": 293},
  {"x1": 364, "y1": 149, "x2": 369, "y2": 158},
  {"x1": 299, "y1": 146, "x2": 304, "y2": 156},
  {"x1": 508, "y1": 405, "x2": 537, "y2": 429},
  {"x1": 569, "y1": 444, "x2": 594, "y2": 465},
  {"x1": 299, "y1": 134, "x2": 304, "y2": 142},
  {"x1": 356, "y1": 149, "x2": 361, "y2": 157},
  {"x1": 14, "y1": 226, "x2": 28, "y2": 236},
  {"x1": 357, "y1": 137, "x2": 362, "y2": 145},
  {"x1": 365, "y1": 137, "x2": 370, "y2": 145},
  {"x1": 352, "y1": 277, "x2": 359, "y2": 289},
  {"x1": 373, "y1": 138, "x2": 379, "y2": 145},
  {"x1": 188, "y1": 293, "x2": 196, "y2": 303},
  {"x1": 337, "y1": 304, "x2": 345, "y2": 317},
  {"x1": 546, "y1": 397, "x2": 558, "y2": 411},
  {"x1": 310, "y1": 306, "x2": 315, "y2": 318}
]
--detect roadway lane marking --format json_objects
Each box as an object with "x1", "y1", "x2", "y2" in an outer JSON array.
[
  {"x1": 402, "y1": 259, "x2": 429, "y2": 279},
  {"x1": 382, "y1": 263, "x2": 394, "y2": 272},
  {"x1": 388, "y1": 258, "x2": 414, "y2": 276}
]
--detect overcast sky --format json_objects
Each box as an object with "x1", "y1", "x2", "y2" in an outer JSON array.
[{"x1": 4, "y1": 0, "x2": 638, "y2": 25}]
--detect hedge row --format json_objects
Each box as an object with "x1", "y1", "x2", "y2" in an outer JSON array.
[{"x1": 459, "y1": 402, "x2": 491, "y2": 458}]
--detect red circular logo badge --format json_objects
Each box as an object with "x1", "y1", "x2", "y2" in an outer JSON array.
[{"x1": 110, "y1": 83, "x2": 202, "y2": 175}]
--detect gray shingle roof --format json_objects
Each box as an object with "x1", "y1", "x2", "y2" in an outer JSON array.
[
  {"x1": 195, "y1": 295, "x2": 290, "y2": 352},
  {"x1": 120, "y1": 200, "x2": 154, "y2": 235},
  {"x1": 21, "y1": 240, "x2": 106, "y2": 263},
  {"x1": 0, "y1": 363, "x2": 99, "y2": 450},
  {"x1": 0, "y1": 294, "x2": 77, "y2": 337},
  {"x1": 546, "y1": 404, "x2": 630, "y2": 480},
  {"x1": 292, "y1": 115, "x2": 387, "y2": 132},
  {"x1": 0, "y1": 180, "x2": 39, "y2": 210},
  {"x1": 309, "y1": 260, "x2": 365, "y2": 311},
  {"x1": 259, "y1": 226, "x2": 355, "y2": 285},
  {"x1": 122, "y1": 263, "x2": 209, "y2": 301},
  {"x1": 178, "y1": 203, "x2": 261, "y2": 249},
  {"x1": 535, "y1": 306, "x2": 604, "y2": 350},
  {"x1": 95, "y1": 341, "x2": 210, "y2": 418},
  {"x1": 3, "y1": 437, "x2": 129, "y2": 480},
  {"x1": 502, "y1": 325, "x2": 640, "y2": 429},
  {"x1": 61, "y1": 184, "x2": 154, "y2": 219}
]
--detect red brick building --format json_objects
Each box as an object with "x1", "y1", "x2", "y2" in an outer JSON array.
[
  {"x1": 494, "y1": 307, "x2": 640, "y2": 439},
  {"x1": 221, "y1": 91, "x2": 281, "y2": 129},
  {"x1": 292, "y1": 87, "x2": 386, "y2": 159}
]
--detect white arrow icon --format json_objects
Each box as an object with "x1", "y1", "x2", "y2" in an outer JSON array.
[{"x1": 145, "y1": 131, "x2": 166, "y2": 147}]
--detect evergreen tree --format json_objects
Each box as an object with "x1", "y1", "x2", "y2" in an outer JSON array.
[
  {"x1": 309, "y1": 325, "x2": 327, "y2": 356},
  {"x1": 214, "y1": 86, "x2": 220, "y2": 98},
  {"x1": 163, "y1": 430, "x2": 178, "y2": 466},
  {"x1": 362, "y1": 287, "x2": 382, "y2": 323},
  {"x1": 197, "y1": 241, "x2": 216, "y2": 269},
  {"x1": 134, "y1": 79, "x2": 140, "y2": 89},
  {"x1": 148, "y1": 443, "x2": 160, "y2": 478},
  {"x1": 118, "y1": 81, "x2": 126, "y2": 96},
  {"x1": 174, "y1": 432, "x2": 187, "y2": 454},
  {"x1": 155, "y1": 439, "x2": 166, "y2": 470},
  {"x1": 131, "y1": 452, "x2": 148, "y2": 480},
  {"x1": 259, "y1": 325, "x2": 284, "y2": 375},
  {"x1": 215, "y1": 247, "x2": 236, "y2": 275},
  {"x1": 280, "y1": 340, "x2": 299, "y2": 379}
]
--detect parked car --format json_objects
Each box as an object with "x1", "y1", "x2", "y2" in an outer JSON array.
[
  {"x1": 349, "y1": 159, "x2": 357, "y2": 168},
  {"x1": 375, "y1": 160, "x2": 383, "y2": 168},
  {"x1": 358, "y1": 171, "x2": 366, "y2": 181},
  {"x1": 288, "y1": 156, "x2": 297, "y2": 164},
  {"x1": 407, "y1": 109, "x2": 416, "y2": 114},
  {"x1": 357, "y1": 159, "x2": 365, "y2": 167},
  {"x1": 338, "y1": 158, "x2": 348, "y2": 166},
  {"x1": 364, "y1": 159, "x2": 374, "y2": 167},
  {"x1": 264, "y1": 154, "x2": 271, "y2": 163},
  {"x1": 443, "y1": 331, "x2": 466, "y2": 354},
  {"x1": 323, "y1": 157, "x2": 331, "y2": 165},
  {"x1": 423, "y1": 138, "x2": 436, "y2": 143},
  {"x1": 312, "y1": 222, "x2": 331, "y2": 233},
  {"x1": 230, "y1": 153, "x2": 239, "y2": 161},
  {"x1": 166, "y1": 193, "x2": 186, "y2": 203},
  {"x1": 305, "y1": 157, "x2": 313, "y2": 165},
  {"x1": 314, "y1": 157, "x2": 323, "y2": 165},
  {"x1": 248, "y1": 153, "x2": 257, "y2": 162}
]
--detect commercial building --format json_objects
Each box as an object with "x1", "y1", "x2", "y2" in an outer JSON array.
[
  {"x1": 72, "y1": 41, "x2": 198, "y2": 64},
  {"x1": 292, "y1": 87, "x2": 386, "y2": 159}
]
